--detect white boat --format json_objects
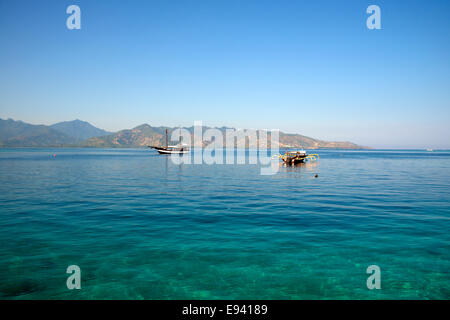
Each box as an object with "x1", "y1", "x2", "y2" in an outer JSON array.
[
  {"x1": 149, "y1": 128, "x2": 190, "y2": 154},
  {"x1": 152, "y1": 145, "x2": 189, "y2": 154}
]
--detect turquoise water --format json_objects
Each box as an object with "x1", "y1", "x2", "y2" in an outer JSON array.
[{"x1": 0, "y1": 148, "x2": 449, "y2": 299}]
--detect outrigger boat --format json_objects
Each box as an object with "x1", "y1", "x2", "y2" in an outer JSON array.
[
  {"x1": 275, "y1": 150, "x2": 319, "y2": 165},
  {"x1": 149, "y1": 128, "x2": 190, "y2": 154}
]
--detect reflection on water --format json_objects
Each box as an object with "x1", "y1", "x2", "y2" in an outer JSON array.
[{"x1": 281, "y1": 161, "x2": 319, "y2": 171}]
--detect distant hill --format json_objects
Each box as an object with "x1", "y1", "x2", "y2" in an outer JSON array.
[
  {"x1": 0, "y1": 118, "x2": 111, "y2": 147},
  {"x1": 278, "y1": 132, "x2": 364, "y2": 149},
  {"x1": 0, "y1": 119, "x2": 368, "y2": 149},
  {"x1": 82, "y1": 124, "x2": 368, "y2": 149},
  {"x1": 50, "y1": 119, "x2": 110, "y2": 141},
  {"x1": 79, "y1": 124, "x2": 166, "y2": 148},
  {"x1": 0, "y1": 118, "x2": 75, "y2": 147}
]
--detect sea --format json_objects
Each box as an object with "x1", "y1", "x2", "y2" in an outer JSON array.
[{"x1": 0, "y1": 148, "x2": 449, "y2": 299}]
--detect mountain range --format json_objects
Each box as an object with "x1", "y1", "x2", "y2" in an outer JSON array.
[
  {"x1": 0, "y1": 118, "x2": 368, "y2": 149},
  {"x1": 49, "y1": 119, "x2": 110, "y2": 142}
]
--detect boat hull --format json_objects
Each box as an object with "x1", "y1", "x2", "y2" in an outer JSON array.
[
  {"x1": 151, "y1": 146, "x2": 189, "y2": 154},
  {"x1": 283, "y1": 156, "x2": 307, "y2": 165},
  {"x1": 156, "y1": 149, "x2": 189, "y2": 154}
]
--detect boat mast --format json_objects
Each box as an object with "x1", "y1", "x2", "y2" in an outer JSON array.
[{"x1": 165, "y1": 129, "x2": 168, "y2": 148}]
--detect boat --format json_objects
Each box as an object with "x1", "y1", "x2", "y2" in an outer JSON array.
[
  {"x1": 149, "y1": 128, "x2": 190, "y2": 154},
  {"x1": 275, "y1": 149, "x2": 319, "y2": 165},
  {"x1": 152, "y1": 145, "x2": 189, "y2": 154}
]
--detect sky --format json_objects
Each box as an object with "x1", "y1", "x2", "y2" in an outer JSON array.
[{"x1": 0, "y1": 0, "x2": 449, "y2": 149}]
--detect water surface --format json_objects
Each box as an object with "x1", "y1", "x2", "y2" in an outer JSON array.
[{"x1": 0, "y1": 148, "x2": 449, "y2": 299}]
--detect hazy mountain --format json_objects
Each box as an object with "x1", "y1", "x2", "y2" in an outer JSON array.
[
  {"x1": 0, "y1": 118, "x2": 76, "y2": 147},
  {"x1": 50, "y1": 119, "x2": 111, "y2": 141},
  {"x1": 80, "y1": 124, "x2": 166, "y2": 148},
  {"x1": 278, "y1": 132, "x2": 364, "y2": 149},
  {"x1": 0, "y1": 119, "x2": 368, "y2": 149},
  {"x1": 81, "y1": 124, "x2": 368, "y2": 149}
]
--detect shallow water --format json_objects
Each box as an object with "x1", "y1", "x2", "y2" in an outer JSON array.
[{"x1": 0, "y1": 148, "x2": 449, "y2": 299}]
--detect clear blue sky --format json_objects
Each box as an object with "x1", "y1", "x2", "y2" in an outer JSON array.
[{"x1": 0, "y1": 0, "x2": 449, "y2": 148}]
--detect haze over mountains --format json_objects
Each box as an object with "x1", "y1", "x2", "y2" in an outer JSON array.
[
  {"x1": 0, "y1": 119, "x2": 108, "y2": 147},
  {"x1": 0, "y1": 118, "x2": 367, "y2": 149},
  {"x1": 49, "y1": 120, "x2": 111, "y2": 142}
]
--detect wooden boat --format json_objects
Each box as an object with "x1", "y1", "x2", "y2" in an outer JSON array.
[
  {"x1": 149, "y1": 128, "x2": 190, "y2": 154},
  {"x1": 276, "y1": 150, "x2": 319, "y2": 165}
]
